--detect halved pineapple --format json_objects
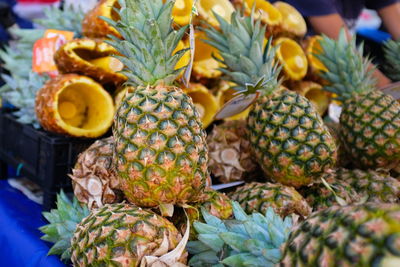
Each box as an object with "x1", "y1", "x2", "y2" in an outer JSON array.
[
  {"x1": 196, "y1": 0, "x2": 235, "y2": 28},
  {"x1": 193, "y1": 31, "x2": 222, "y2": 80},
  {"x1": 275, "y1": 37, "x2": 308, "y2": 81},
  {"x1": 55, "y1": 39, "x2": 126, "y2": 86},
  {"x1": 234, "y1": 0, "x2": 282, "y2": 26},
  {"x1": 172, "y1": 0, "x2": 194, "y2": 26},
  {"x1": 184, "y1": 83, "x2": 219, "y2": 128},
  {"x1": 273, "y1": 1, "x2": 306, "y2": 38},
  {"x1": 82, "y1": 0, "x2": 121, "y2": 39},
  {"x1": 215, "y1": 81, "x2": 251, "y2": 121},
  {"x1": 291, "y1": 81, "x2": 331, "y2": 116},
  {"x1": 305, "y1": 35, "x2": 328, "y2": 74},
  {"x1": 35, "y1": 74, "x2": 114, "y2": 138}
]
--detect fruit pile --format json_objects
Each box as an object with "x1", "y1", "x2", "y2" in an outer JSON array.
[{"x1": 0, "y1": 0, "x2": 399, "y2": 266}]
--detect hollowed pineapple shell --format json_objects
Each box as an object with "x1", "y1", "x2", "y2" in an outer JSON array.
[
  {"x1": 273, "y1": 1, "x2": 307, "y2": 38},
  {"x1": 215, "y1": 81, "x2": 251, "y2": 121},
  {"x1": 174, "y1": 40, "x2": 191, "y2": 78},
  {"x1": 193, "y1": 31, "x2": 222, "y2": 80},
  {"x1": 184, "y1": 83, "x2": 219, "y2": 128},
  {"x1": 171, "y1": 0, "x2": 194, "y2": 26},
  {"x1": 234, "y1": 0, "x2": 282, "y2": 26},
  {"x1": 35, "y1": 74, "x2": 114, "y2": 138},
  {"x1": 55, "y1": 39, "x2": 126, "y2": 86},
  {"x1": 196, "y1": 0, "x2": 235, "y2": 29},
  {"x1": 275, "y1": 37, "x2": 308, "y2": 81},
  {"x1": 82, "y1": 0, "x2": 121, "y2": 39},
  {"x1": 305, "y1": 35, "x2": 328, "y2": 74},
  {"x1": 291, "y1": 81, "x2": 331, "y2": 116}
]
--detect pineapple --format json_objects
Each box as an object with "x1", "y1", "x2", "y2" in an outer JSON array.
[
  {"x1": 103, "y1": 0, "x2": 208, "y2": 211},
  {"x1": 291, "y1": 81, "x2": 330, "y2": 116},
  {"x1": 69, "y1": 137, "x2": 122, "y2": 209},
  {"x1": 55, "y1": 39, "x2": 126, "y2": 86},
  {"x1": 188, "y1": 201, "x2": 293, "y2": 267},
  {"x1": 35, "y1": 74, "x2": 114, "y2": 138},
  {"x1": 304, "y1": 35, "x2": 328, "y2": 76},
  {"x1": 207, "y1": 120, "x2": 259, "y2": 183},
  {"x1": 0, "y1": 72, "x2": 47, "y2": 128},
  {"x1": 82, "y1": 0, "x2": 122, "y2": 39},
  {"x1": 41, "y1": 195, "x2": 188, "y2": 266},
  {"x1": 333, "y1": 168, "x2": 400, "y2": 203},
  {"x1": 383, "y1": 39, "x2": 400, "y2": 81},
  {"x1": 183, "y1": 83, "x2": 219, "y2": 128},
  {"x1": 171, "y1": 0, "x2": 194, "y2": 26},
  {"x1": 229, "y1": 182, "x2": 312, "y2": 218},
  {"x1": 275, "y1": 37, "x2": 308, "y2": 81},
  {"x1": 273, "y1": 1, "x2": 307, "y2": 38},
  {"x1": 317, "y1": 31, "x2": 400, "y2": 170},
  {"x1": 195, "y1": 0, "x2": 235, "y2": 29},
  {"x1": 203, "y1": 10, "x2": 337, "y2": 188},
  {"x1": 281, "y1": 203, "x2": 400, "y2": 267},
  {"x1": 233, "y1": 0, "x2": 282, "y2": 27}
]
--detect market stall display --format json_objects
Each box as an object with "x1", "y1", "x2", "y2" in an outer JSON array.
[{"x1": 0, "y1": 0, "x2": 399, "y2": 266}]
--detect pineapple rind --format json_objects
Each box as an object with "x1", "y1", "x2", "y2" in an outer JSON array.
[
  {"x1": 35, "y1": 74, "x2": 114, "y2": 137},
  {"x1": 70, "y1": 137, "x2": 121, "y2": 209},
  {"x1": 71, "y1": 203, "x2": 187, "y2": 266},
  {"x1": 281, "y1": 203, "x2": 400, "y2": 267},
  {"x1": 114, "y1": 84, "x2": 208, "y2": 207},
  {"x1": 55, "y1": 38, "x2": 127, "y2": 86},
  {"x1": 230, "y1": 182, "x2": 312, "y2": 218}
]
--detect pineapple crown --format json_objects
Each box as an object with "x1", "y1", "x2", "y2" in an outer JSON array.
[
  {"x1": 39, "y1": 191, "x2": 90, "y2": 261},
  {"x1": 316, "y1": 30, "x2": 377, "y2": 101},
  {"x1": 187, "y1": 201, "x2": 293, "y2": 267},
  {"x1": 103, "y1": 0, "x2": 189, "y2": 87},
  {"x1": 202, "y1": 10, "x2": 281, "y2": 96},
  {"x1": 0, "y1": 72, "x2": 48, "y2": 128},
  {"x1": 383, "y1": 39, "x2": 400, "y2": 81}
]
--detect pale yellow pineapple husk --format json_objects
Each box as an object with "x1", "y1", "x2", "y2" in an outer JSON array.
[
  {"x1": 207, "y1": 120, "x2": 260, "y2": 183},
  {"x1": 69, "y1": 136, "x2": 122, "y2": 209}
]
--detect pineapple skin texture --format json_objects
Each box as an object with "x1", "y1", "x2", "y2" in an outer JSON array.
[
  {"x1": 70, "y1": 137, "x2": 121, "y2": 209},
  {"x1": 247, "y1": 89, "x2": 337, "y2": 188},
  {"x1": 35, "y1": 74, "x2": 114, "y2": 138},
  {"x1": 341, "y1": 90, "x2": 400, "y2": 170},
  {"x1": 71, "y1": 203, "x2": 187, "y2": 266},
  {"x1": 281, "y1": 203, "x2": 400, "y2": 267},
  {"x1": 229, "y1": 182, "x2": 311, "y2": 218},
  {"x1": 114, "y1": 84, "x2": 209, "y2": 207},
  {"x1": 82, "y1": 0, "x2": 121, "y2": 39},
  {"x1": 55, "y1": 39, "x2": 127, "y2": 86}
]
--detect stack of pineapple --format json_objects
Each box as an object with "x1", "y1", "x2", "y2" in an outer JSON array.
[{"x1": 36, "y1": 0, "x2": 400, "y2": 266}]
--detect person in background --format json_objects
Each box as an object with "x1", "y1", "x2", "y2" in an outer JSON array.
[{"x1": 271, "y1": 0, "x2": 400, "y2": 87}]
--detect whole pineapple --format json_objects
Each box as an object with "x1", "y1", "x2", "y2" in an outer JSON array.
[
  {"x1": 333, "y1": 168, "x2": 400, "y2": 203},
  {"x1": 203, "y1": 11, "x2": 337, "y2": 188},
  {"x1": 69, "y1": 137, "x2": 122, "y2": 209},
  {"x1": 104, "y1": 0, "x2": 208, "y2": 211},
  {"x1": 281, "y1": 203, "x2": 400, "y2": 267},
  {"x1": 188, "y1": 201, "x2": 293, "y2": 267},
  {"x1": 383, "y1": 39, "x2": 400, "y2": 81},
  {"x1": 40, "y1": 195, "x2": 188, "y2": 266},
  {"x1": 229, "y1": 182, "x2": 312, "y2": 218},
  {"x1": 207, "y1": 120, "x2": 259, "y2": 183},
  {"x1": 317, "y1": 31, "x2": 400, "y2": 170}
]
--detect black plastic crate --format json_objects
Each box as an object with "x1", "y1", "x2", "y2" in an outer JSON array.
[{"x1": 0, "y1": 109, "x2": 97, "y2": 210}]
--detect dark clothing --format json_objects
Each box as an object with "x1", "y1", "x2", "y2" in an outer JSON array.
[{"x1": 270, "y1": 0, "x2": 398, "y2": 30}]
